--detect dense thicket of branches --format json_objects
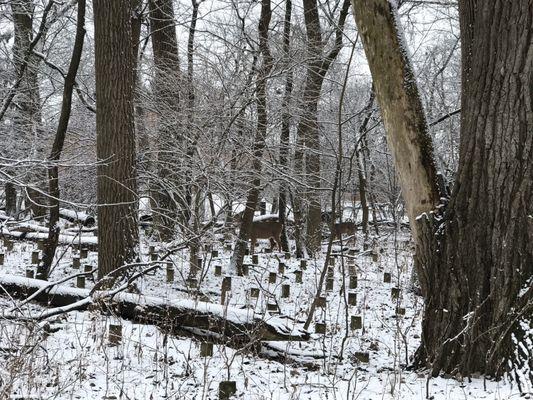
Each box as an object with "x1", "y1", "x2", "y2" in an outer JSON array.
[{"x1": 2, "y1": 0, "x2": 529, "y2": 389}]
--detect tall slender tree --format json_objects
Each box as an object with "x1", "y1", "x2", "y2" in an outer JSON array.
[
  {"x1": 93, "y1": 0, "x2": 138, "y2": 280},
  {"x1": 278, "y1": 0, "x2": 293, "y2": 253},
  {"x1": 295, "y1": 0, "x2": 351, "y2": 254},
  {"x1": 8, "y1": 0, "x2": 47, "y2": 219},
  {"x1": 230, "y1": 0, "x2": 273, "y2": 275},
  {"x1": 149, "y1": 0, "x2": 183, "y2": 242},
  {"x1": 38, "y1": 0, "x2": 86, "y2": 280}
]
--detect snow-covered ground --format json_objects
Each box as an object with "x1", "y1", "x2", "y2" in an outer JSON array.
[{"x1": 0, "y1": 220, "x2": 526, "y2": 399}]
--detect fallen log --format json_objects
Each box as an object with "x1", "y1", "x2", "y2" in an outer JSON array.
[
  {"x1": 0, "y1": 273, "x2": 308, "y2": 344},
  {"x1": 0, "y1": 229, "x2": 97, "y2": 250},
  {"x1": 59, "y1": 208, "x2": 96, "y2": 227}
]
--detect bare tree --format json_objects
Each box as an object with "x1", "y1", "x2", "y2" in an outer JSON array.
[
  {"x1": 38, "y1": 0, "x2": 86, "y2": 280},
  {"x1": 294, "y1": 0, "x2": 351, "y2": 255},
  {"x1": 93, "y1": 0, "x2": 138, "y2": 280},
  {"x1": 230, "y1": 0, "x2": 273, "y2": 275},
  {"x1": 149, "y1": 0, "x2": 183, "y2": 241}
]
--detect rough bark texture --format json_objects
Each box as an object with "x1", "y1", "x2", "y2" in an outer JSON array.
[
  {"x1": 38, "y1": 0, "x2": 86, "y2": 280},
  {"x1": 149, "y1": 0, "x2": 182, "y2": 241},
  {"x1": 230, "y1": 0, "x2": 273, "y2": 275},
  {"x1": 93, "y1": 0, "x2": 138, "y2": 279},
  {"x1": 351, "y1": 0, "x2": 441, "y2": 252},
  {"x1": 352, "y1": 0, "x2": 533, "y2": 386},
  {"x1": 9, "y1": 0, "x2": 47, "y2": 219},
  {"x1": 278, "y1": 0, "x2": 293, "y2": 254},
  {"x1": 298, "y1": 0, "x2": 351, "y2": 254},
  {"x1": 414, "y1": 0, "x2": 533, "y2": 384}
]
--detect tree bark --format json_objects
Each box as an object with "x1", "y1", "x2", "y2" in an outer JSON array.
[
  {"x1": 8, "y1": 0, "x2": 47, "y2": 220},
  {"x1": 414, "y1": 0, "x2": 533, "y2": 384},
  {"x1": 352, "y1": 0, "x2": 533, "y2": 386},
  {"x1": 351, "y1": 0, "x2": 441, "y2": 256},
  {"x1": 230, "y1": 0, "x2": 273, "y2": 275},
  {"x1": 298, "y1": 0, "x2": 351, "y2": 254},
  {"x1": 93, "y1": 0, "x2": 138, "y2": 280},
  {"x1": 38, "y1": 0, "x2": 86, "y2": 280},
  {"x1": 149, "y1": 0, "x2": 182, "y2": 241},
  {"x1": 278, "y1": 0, "x2": 293, "y2": 254}
]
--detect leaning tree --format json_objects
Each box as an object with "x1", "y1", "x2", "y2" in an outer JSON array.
[{"x1": 352, "y1": 0, "x2": 532, "y2": 387}]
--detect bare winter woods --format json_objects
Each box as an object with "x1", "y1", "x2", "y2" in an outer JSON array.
[{"x1": 0, "y1": 0, "x2": 531, "y2": 398}]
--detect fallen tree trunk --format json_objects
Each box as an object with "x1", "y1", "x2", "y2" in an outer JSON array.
[
  {"x1": 58, "y1": 208, "x2": 96, "y2": 227},
  {"x1": 0, "y1": 229, "x2": 97, "y2": 250},
  {"x1": 0, "y1": 273, "x2": 309, "y2": 344}
]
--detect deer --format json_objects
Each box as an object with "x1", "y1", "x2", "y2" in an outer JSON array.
[
  {"x1": 233, "y1": 211, "x2": 283, "y2": 251},
  {"x1": 250, "y1": 220, "x2": 283, "y2": 251},
  {"x1": 331, "y1": 221, "x2": 356, "y2": 242}
]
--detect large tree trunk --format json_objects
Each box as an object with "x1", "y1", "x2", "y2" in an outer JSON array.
[
  {"x1": 93, "y1": 0, "x2": 138, "y2": 280},
  {"x1": 38, "y1": 0, "x2": 86, "y2": 280},
  {"x1": 297, "y1": 0, "x2": 351, "y2": 254},
  {"x1": 414, "y1": 0, "x2": 533, "y2": 384},
  {"x1": 352, "y1": 0, "x2": 533, "y2": 386},
  {"x1": 230, "y1": 0, "x2": 273, "y2": 275},
  {"x1": 149, "y1": 0, "x2": 182, "y2": 241}
]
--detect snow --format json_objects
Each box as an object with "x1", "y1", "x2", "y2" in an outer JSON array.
[{"x1": 0, "y1": 221, "x2": 527, "y2": 399}]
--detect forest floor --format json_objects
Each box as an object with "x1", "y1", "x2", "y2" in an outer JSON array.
[{"x1": 0, "y1": 220, "x2": 527, "y2": 399}]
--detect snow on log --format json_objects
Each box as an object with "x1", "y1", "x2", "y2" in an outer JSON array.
[
  {"x1": 0, "y1": 229, "x2": 97, "y2": 250},
  {"x1": 0, "y1": 274, "x2": 309, "y2": 343},
  {"x1": 59, "y1": 208, "x2": 96, "y2": 227}
]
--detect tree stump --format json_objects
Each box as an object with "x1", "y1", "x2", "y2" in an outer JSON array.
[
  {"x1": 166, "y1": 263, "x2": 174, "y2": 283},
  {"x1": 348, "y1": 292, "x2": 357, "y2": 306},
  {"x1": 278, "y1": 262, "x2": 285, "y2": 275},
  {"x1": 354, "y1": 351, "x2": 369, "y2": 363},
  {"x1": 108, "y1": 323, "x2": 122, "y2": 346},
  {"x1": 351, "y1": 315, "x2": 362, "y2": 330},
  {"x1": 80, "y1": 248, "x2": 89, "y2": 259},
  {"x1": 295, "y1": 270, "x2": 302, "y2": 283},
  {"x1": 31, "y1": 251, "x2": 39, "y2": 265},
  {"x1": 349, "y1": 275, "x2": 358, "y2": 289},
  {"x1": 221, "y1": 277, "x2": 232, "y2": 305},
  {"x1": 315, "y1": 322, "x2": 326, "y2": 334},
  {"x1": 219, "y1": 381, "x2": 237, "y2": 400},
  {"x1": 200, "y1": 342, "x2": 213, "y2": 357}
]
